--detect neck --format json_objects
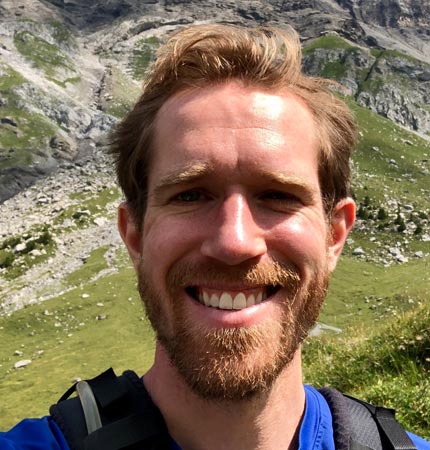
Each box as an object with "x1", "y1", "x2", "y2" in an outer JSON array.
[{"x1": 143, "y1": 344, "x2": 306, "y2": 450}]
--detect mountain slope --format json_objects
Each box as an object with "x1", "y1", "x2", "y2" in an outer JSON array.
[{"x1": 1, "y1": 0, "x2": 430, "y2": 202}]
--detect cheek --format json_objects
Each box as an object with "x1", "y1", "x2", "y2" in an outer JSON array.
[
  {"x1": 268, "y1": 217, "x2": 328, "y2": 270},
  {"x1": 143, "y1": 216, "x2": 201, "y2": 273}
]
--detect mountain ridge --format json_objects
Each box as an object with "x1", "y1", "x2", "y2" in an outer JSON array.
[{"x1": 1, "y1": 0, "x2": 430, "y2": 202}]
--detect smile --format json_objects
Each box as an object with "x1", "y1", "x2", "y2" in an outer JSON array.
[{"x1": 186, "y1": 286, "x2": 281, "y2": 310}]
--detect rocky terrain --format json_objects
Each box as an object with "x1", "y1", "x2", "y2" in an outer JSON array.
[
  {"x1": 0, "y1": 0, "x2": 429, "y2": 314},
  {"x1": 1, "y1": 0, "x2": 430, "y2": 201}
]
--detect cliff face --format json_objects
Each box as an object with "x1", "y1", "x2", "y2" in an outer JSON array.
[
  {"x1": 302, "y1": 35, "x2": 430, "y2": 134},
  {"x1": 0, "y1": 0, "x2": 429, "y2": 201}
]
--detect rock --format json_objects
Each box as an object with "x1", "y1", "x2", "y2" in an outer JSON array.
[
  {"x1": 0, "y1": 117, "x2": 18, "y2": 127},
  {"x1": 396, "y1": 254, "x2": 409, "y2": 263},
  {"x1": 14, "y1": 359, "x2": 32, "y2": 369},
  {"x1": 13, "y1": 350, "x2": 23, "y2": 356},
  {"x1": 14, "y1": 243, "x2": 26, "y2": 252},
  {"x1": 353, "y1": 247, "x2": 365, "y2": 256},
  {"x1": 94, "y1": 217, "x2": 108, "y2": 227}
]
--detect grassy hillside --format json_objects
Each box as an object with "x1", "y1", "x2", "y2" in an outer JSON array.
[
  {"x1": 1, "y1": 250, "x2": 429, "y2": 433},
  {"x1": 303, "y1": 304, "x2": 430, "y2": 436},
  {"x1": 1, "y1": 58, "x2": 429, "y2": 436}
]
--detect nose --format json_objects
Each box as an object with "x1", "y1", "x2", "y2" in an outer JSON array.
[{"x1": 200, "y1": 193, "x2": 267, "y2": 265}]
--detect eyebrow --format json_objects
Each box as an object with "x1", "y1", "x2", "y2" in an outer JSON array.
[
  {"x1": 152, "y1": 162, "x2": 212, "y2": 198},
  {"x1": 151, "y1": 163, "x2": 319, "y2": 202},
  {"x1": 263, "y1": 171, "x2": 318, "y2": 194}
]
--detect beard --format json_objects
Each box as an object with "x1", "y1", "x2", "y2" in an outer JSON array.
[{"x1": 138, "y1": 258, "x2": 328, "y2": 401}]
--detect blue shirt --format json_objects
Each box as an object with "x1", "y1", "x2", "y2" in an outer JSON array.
[{"x1": 1, "y1": 386, "x2": 429, "y2": 450}]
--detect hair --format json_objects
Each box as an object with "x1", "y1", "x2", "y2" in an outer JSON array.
[{"x1": 110, "y1": 24, "x2": 357, "y2": 227}]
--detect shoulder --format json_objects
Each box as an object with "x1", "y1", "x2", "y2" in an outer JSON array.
[
  {"x1": 0, "y1": 416, "x2": 70, "y2": 450},
  {"x1": 409, "y1": 433, "x2": 430, "y2": 450},
  {"x1": 308, "y1": 385, "x2": 430, "y2": 450}
]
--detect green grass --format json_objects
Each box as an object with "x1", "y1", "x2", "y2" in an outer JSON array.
[
  {"x1": 129, "y1": 36, "x2": 160, "y2": 80},
  {"x1": 0, "y1": 64, "x2": 61, "y2": 172},
  {"x1": 63, "y1": 246, "x2": 109, "y2": 287},
  {"x1": 105, "y1": 67, "x2": 140, "y2": 119},
  {"x1": 0, "y1": 91, "x2": 57, "y2": 170},
  {"x1": 321, "y1": 256, "x2": 430, "y2": 329},
  {"x1": 350, "y1": 101, "x2": 430, "y2": 208},
  {"x1": 0, "y1": 63, "x2": 26, "y2": 90},
  {"x1": 371, "y1": 48, "x2": 420, "y2": 64},
  {"x1": 0, "y1": 267, "x2": 154, "y2": 429},
  {"x1": 303, "y1": 304, "x2": 430, "y2": 436},
  {"x1": 13, "y1": 30, "x2": 76, "y2": 80},
  {"x1": 47, "y1": 19, "x2": 76, "y2": 49},
  {"x1": 303, "y1": 37, "x2": 362, "y2": 82},
  {"x1": 303, "y1": 34, "x2": 354, "y2": 53},
  {"x1": 50, "y1": 76, "x2": 81, "y2": 89},
  {"x1": 1, "y1": 57, "x2": 429, "y2": 435},
  {"x1": 0, "y1": 226, "x2": 57, "y2": 279},
  {"x1": 321, "y1": 60, "x2": 348, "y2": 79},
  {"x1": 2, "y1": 250, "x2": 429, "y2": 432},
  {"x1": 53, "y1": 187, "x2": 120, "y2": 229}
]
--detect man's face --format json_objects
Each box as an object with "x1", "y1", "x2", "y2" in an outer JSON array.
[{"x1": 120, "y1": 82, "x2": 353, "y2": 400}]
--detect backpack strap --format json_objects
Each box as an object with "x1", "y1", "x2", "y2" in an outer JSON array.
[
  {"x1": 50, "y1": 368, "x2": 170, "y2": 450},
  {"x1": 318, "y1": 387, "x2": 417, "y2": 450}
]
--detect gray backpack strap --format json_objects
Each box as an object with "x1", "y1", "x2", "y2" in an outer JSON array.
[{"x1": 318, "y1": 387, "x2": 417, "y2": 450}]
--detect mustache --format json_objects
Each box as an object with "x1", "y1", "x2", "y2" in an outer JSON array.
[{"x1": 166, "y1": 259, "x2": 301, "y2": 290}]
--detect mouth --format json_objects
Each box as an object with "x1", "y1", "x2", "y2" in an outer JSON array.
[{"x1": 186, "y1": 285, "x2": 281, "y2": 311}]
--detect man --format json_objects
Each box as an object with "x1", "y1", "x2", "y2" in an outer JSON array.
[{"x1": 1, "y1": 24, "x2": 429, "y2": 450}]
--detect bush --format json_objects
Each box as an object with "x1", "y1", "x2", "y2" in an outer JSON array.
[
  {"x1": 377, "y1": 208, "x2": 387, "y2": 220},
  {"x1": 414, "y1": 225, "x2": 423, "y2": 235},
  {"x1": 36, "y1": 230, "x2": 53, "y2": 246},
  {"x1": 303, "y1": 306, "x2": 430, "y2": 436},
  {"x1": 0, "y1": 250, "x2": 15, "y2": 268},
  {"x1": 0, "y1": 236, "x2": 21, "y2": 250}
]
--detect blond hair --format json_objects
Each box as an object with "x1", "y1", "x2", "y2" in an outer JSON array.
[{"x1": 111, "y1": 24, "x2": 357, "y2": 225}]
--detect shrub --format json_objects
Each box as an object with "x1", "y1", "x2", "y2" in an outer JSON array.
[
  {"x1": 36, "y1": 230, "x2": 53, "y2": 246},
  {"x1": 0, "y1": 250, "x2": 15, "y2": 268},
  {"x1": 377, "y1": 208, "x2": 387, "y2": 220}
]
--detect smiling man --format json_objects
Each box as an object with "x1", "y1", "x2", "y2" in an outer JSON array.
[
  {"x1": 121, "y1": 81, "x2": 346, "y2": 406},
  {"x1": 109, "y1": 24, "x2": 427, "y2": 450},
  {"x1": 1, "y1": 24, "x2": 429, "y2": 450}
]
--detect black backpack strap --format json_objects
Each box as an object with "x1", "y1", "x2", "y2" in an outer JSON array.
[
  {"x1": 318, "y1": 387, "x2": 417, "y2": 450},
  {"x1": 50, "y1": 368, "x2": 170, "y2": 450}
]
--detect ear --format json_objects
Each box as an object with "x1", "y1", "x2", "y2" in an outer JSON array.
[
  {"x1": 118, "y1": 202, "x2": 142, "y2": 269},
  {"x1": 327, "y1": 197, "x2": 356, "y2": 272}
]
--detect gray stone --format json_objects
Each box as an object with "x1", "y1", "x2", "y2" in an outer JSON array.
[{"x1": 14, "y1": 359, "x2": 32, "y2": 369}]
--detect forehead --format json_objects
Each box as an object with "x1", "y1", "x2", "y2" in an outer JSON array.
[
  {"x1": 150, "y1": 82, "x2": 319, "y2": 183},
  {"x1": 155, "y1": 82, "x2": 316, "y2": 137}
]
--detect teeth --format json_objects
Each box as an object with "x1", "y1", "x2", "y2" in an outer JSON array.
[
  {"x1": 256, "y1": 292, "x2": 263, "y2": 304},
  {"x1": 196, "y1": 289, "x2": 272, "y2": 310},
  {"x1": 246, "y1": 294, "x2": 255, "y2": 307},
  {"x1": 219, "y1": 293, "x2": 233, "y2": 310},
  {"x1": 203, "y1": 291, "x2": 210, "y2": 306},
  {"x1": 210, "y1": 294, "x2": 219, "y2": 307},
  {"x1": 233, "y1": 293, "x2": 247, "y2": 310}
]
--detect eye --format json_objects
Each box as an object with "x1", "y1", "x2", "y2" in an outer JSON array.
[
  {"x1": 261, "y1": 191, "x2": 300, "y2": 202},
  {"x1": 172, "y1": 190, "x2": 206, "y2": 203},
  {"x1": 259, "y1": 190, "x2": 303, "y2": 211}
]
